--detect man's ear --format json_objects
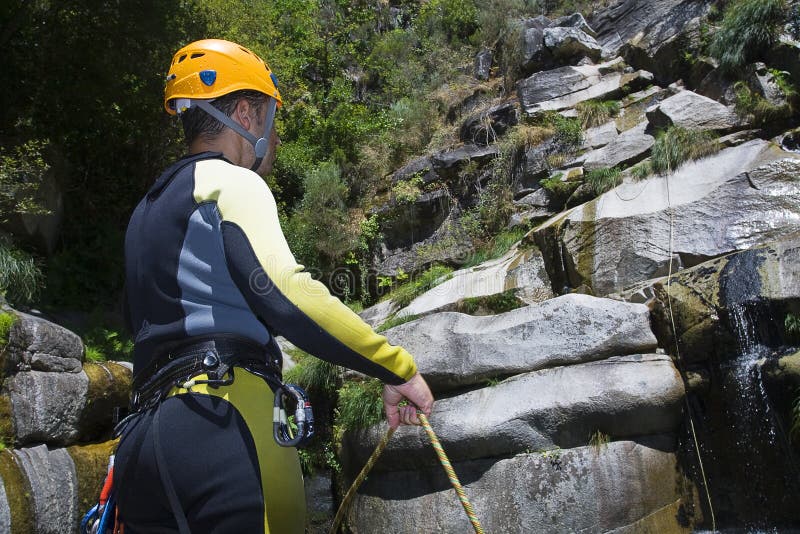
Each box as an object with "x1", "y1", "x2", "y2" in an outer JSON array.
[{"x1": 233, "y1": 98, "x2": 252, "y2": 130}]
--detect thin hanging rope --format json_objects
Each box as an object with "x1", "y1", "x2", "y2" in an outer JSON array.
[{"x1": 663, "y1": 172, "x2": 717, "y2": 532}]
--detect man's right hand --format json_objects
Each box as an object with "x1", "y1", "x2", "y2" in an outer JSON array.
[{"x1": 382, "y1": 372, "x2": 434, "y2": 430}]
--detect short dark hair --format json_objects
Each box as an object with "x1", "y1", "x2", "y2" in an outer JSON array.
[{"x1": 180, "y1": 90, "x2": 267, "y2": 144}]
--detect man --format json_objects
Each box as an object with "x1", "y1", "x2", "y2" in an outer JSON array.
[{"x1": 115, "y1": 39, "x2": 434, "y2": 533}]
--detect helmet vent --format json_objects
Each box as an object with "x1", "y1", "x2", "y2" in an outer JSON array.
[
  {"x1": 178, "y1": 54, "x2": 187, "y2": 63},
  {"x1": 191, "y1": 53, "x2": 205, "y2": 59}
]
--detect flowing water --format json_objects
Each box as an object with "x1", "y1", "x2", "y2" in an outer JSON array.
[{"x1": 697, "y1": 299, "x2": 800, "y2": 530}]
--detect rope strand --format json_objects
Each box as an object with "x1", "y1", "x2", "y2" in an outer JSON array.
[
  {"x1": 418, "y1": 413, "x2": 485, "y2": 534},
  {"x1": 329, "y1": 415, "x2": 486, "y2": 534}
]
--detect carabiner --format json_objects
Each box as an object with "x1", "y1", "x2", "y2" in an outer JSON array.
[{"x1": 273, "y1": 383, "x2": 314, "y2": 447}]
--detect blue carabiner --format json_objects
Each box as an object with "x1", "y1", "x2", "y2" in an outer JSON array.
[
  {"x1": 97, "y1": 493, "x2": 116, "y2": 533},
  {"x1": 80, "y1": 503, "x2": 99, "y2": 534}
]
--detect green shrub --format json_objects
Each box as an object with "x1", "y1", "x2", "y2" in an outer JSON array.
[
  {"x1": 376, "y1": 313, "x2": 420, "y2": 333},
  {"x1": 0, "y1": 312, "x2": 16, "y2": 347},
  {"x1": 709, "y1": 0, "x2": 788, "y2": 73},
  {"x1": 391, "y1": 265, "x2": 454, "y2": 308},
  {"x1": 82, "y1": 326, "x2": 133, "y2": 362},
  {"x1": 335, "y1": 379, "x2": 385, "y2": 430},
  {"x1": 550, "y1": 114, "x2": 584, "y2": 154},
  {"x1": 540, "y1": 176, "x2": 581, "y2": 205},
  {"x1": 460, "y1": 289, "x2": 523, "y2": 315},
  {"x1": 589, "y1": 429, "x2": 610, "y2": 451},
  {"x1": 417, "y1": 0, "x2": 479, "y2": 44},
  {"x1": 786, "y1": 313, "x2": 800, "y2": 342},
  {"x1": 631, "y1": 161, "x2": 653, "y2": 181},
  {"x1": 0, "y1": 241, "x2": 44, "y2": 306},
  {"x1": 733, "y1": 81, "x2": 793, "y2": 127},
  {"x1": 392, "y1": 175, "x2": 424, "y2": 205},
  {"x1": 460, "y1": 225, "x2": 529, "y2": 269},
  {"x1": 576, "y1": 100, "x2": 620, "y2": 128},
  {"x1": 0, "y1": 139, "x2": 51, "y2": 222},
  {"x1": 585, "y1": 167, "x2": 622, "y2": 196},
  {"x1": 651, "y1": 127, "x2": 721, "y2": 174},
  {"x1": 284, "y1": 351, "x2": 339, "y2": 397}
]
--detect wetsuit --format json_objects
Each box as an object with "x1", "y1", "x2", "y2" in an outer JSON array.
[{"x1": 116, "y1": 152, "x2": 417, "y2": 533}]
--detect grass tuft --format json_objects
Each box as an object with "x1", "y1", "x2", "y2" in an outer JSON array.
[
  {"x1": 585, "y1": 167, "x2": 622, "y2": 196},
  {"x1": 709, "y1": 0, "x2": 787, "y2": 73},
  {"x1": 576, "y1": 100, "x2": 620, "y2": 129},
  {"x1": 651, "y1": 127, "x2": 720, "y2": 174},
  {"x1": 335, "y1": 379, "x2": 385, "y2": 430}
]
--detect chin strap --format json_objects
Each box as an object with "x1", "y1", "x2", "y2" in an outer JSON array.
[{"x1": 184, "y1": 97, "x2": 278, "y2": 172}]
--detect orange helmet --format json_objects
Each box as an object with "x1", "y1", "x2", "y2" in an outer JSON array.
[{"x1": 164, "y1": 39, "x2": 282, "y2": 115}]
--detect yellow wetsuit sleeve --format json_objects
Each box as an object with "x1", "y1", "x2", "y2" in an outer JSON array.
[{"x1": 193, "y1": 159, "x2": 417, "y2": 384}]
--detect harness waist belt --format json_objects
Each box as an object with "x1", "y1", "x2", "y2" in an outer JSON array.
[{"x1": 131, "y1": 335, "x2": 281, "y2": 411}]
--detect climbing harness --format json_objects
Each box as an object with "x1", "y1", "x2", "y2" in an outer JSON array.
[
  {"x1": 329, "y1": 412, "x2": 485, "y2": 534},
  {"x1": 81, "y1": 335, "x2": 315, "y2": 533}
]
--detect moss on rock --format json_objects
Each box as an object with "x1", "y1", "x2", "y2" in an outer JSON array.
[
  {"x1": 0, "y1": 450, "x2": 33, "y2": 534},
  {"x1": 78, "y1": 362, "x2": 132, "y2": 441},
  {"x1": 68, "y1": 439, "x2": 117, "y2": 531}
]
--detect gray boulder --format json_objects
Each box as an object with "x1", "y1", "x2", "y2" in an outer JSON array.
[
  {"x1": 430, "y1": 144, "x2": 500, "y2": 180},
  {"x1": 582, "y1": 120, "x2": 654, "y2": 170},
  {"x1": 748, "y1": 62, "x2": 790, "y2": 106},
  {"x1": 550, "y1": 12, "x2": 597, "y2": 38},
  {"x1": 0, "y1": 480, "x2": 9, "y2": 534},
  {"x1": 3, "y1": 311, "x2": 83, "y2": 376},
  {"x1": 616, "y1": 236, "x2": 800, "y2": 363},
  {"x1": 6, "y1": 371, "x2": 88, "y2": 445},
  {"x1": 646, "y1": 90, "x2": 741, "y2": 132},
  {"x1": 474, "y1": 49, "x2": 492, "y2": 80},
  {"x1": 533, "y1": 140, "x2": 800, "y2": 295},
  {"x1": 616, "y1": 85, "x2": 674, "y2": 132},
  {"x1": 391, "y1": 156, "x2": 438, "y2": 186},
  {"x1": 518, "y1": 63, "x2": 653, "y2": 115},
  {"x1": 582, "y1": 120, "x2": 619, "y2": 149},
  {"x1": 394, "y1": 245, "x2": 553, "y2": 319},
  {"x1": 14, "y1": 445, "x2": 78, "y2": 534},
  {"x1": 346, "y1": 437, "x2": 697, "y2": 534},
  {"x1": 384, "y1": 293, "x2": 657, "y2": 391},
  {"x1": 543, "y1": 27, "x2": 602, "y2": 63},
  {"x1": 343, "y1": 354, "x2": 683, "y2": 469},
  {"x1": 379, "y1": 188, "x2": 451, "y2": 250}
]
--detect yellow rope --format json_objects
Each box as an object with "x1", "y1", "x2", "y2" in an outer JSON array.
[
  {"x1": 329, "y1": 414, "x2": 486, "y2": 534},
  {"x1": 418, "y1": 413, "x2": 485, "y2": 534},
  {"x1": 329, "y1": 427, "x2": 395, "y2": 534}
]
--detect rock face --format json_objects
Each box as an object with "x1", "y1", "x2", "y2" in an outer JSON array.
[
  {"x1": 2, "y1": 311, "x2": 83, "y2": 375},
  {"x1": 589, "y1": 0, "x2": 713, "y2": 82},
  {"x1": 582, "y1": 120, "x2": 654, "y2": 170},
  {"x1": 533, "y1": 141, "x2": 800, "y2": 295},
  {"x1": 384, "y1": 293, "x2": 657, "y2": 391},
  {"x1": 14, "y1": 445, "x2": 78, "y2": 534},
  {"x1": 345, "y1": 353, "x2": 682, "y2": 469},
  {"x1": 346, "y1": 437, "x2": 697, "y2": 534},
  {"x1": 543, "y1": 27, "x2": 602, "y2": 63},
  {"x1": 621, "y1": 237, "x2": 800, "y2": 364},
  {"x1": 394, "y1": 245, "x2": 553, "y2": 319},
  {"x1": 6, "y1": 371, "x2": 88, "y2": 445},
  {"x1": 646, "y1": 90, "x2": 741, "y2": 132},
  {"x1": 0, "y1": 441, "x2": 116, "y2": 534},
  {"x1": 517, "y1": 63, "x2": 653, "y2": 115},
  {"x1": 4, "y1": 362, "x2": 131, "y2": 447}
]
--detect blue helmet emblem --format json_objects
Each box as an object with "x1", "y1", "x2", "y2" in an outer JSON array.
[{"x1": 199, "y1": 70, "x2": 217, "y2": 86}]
